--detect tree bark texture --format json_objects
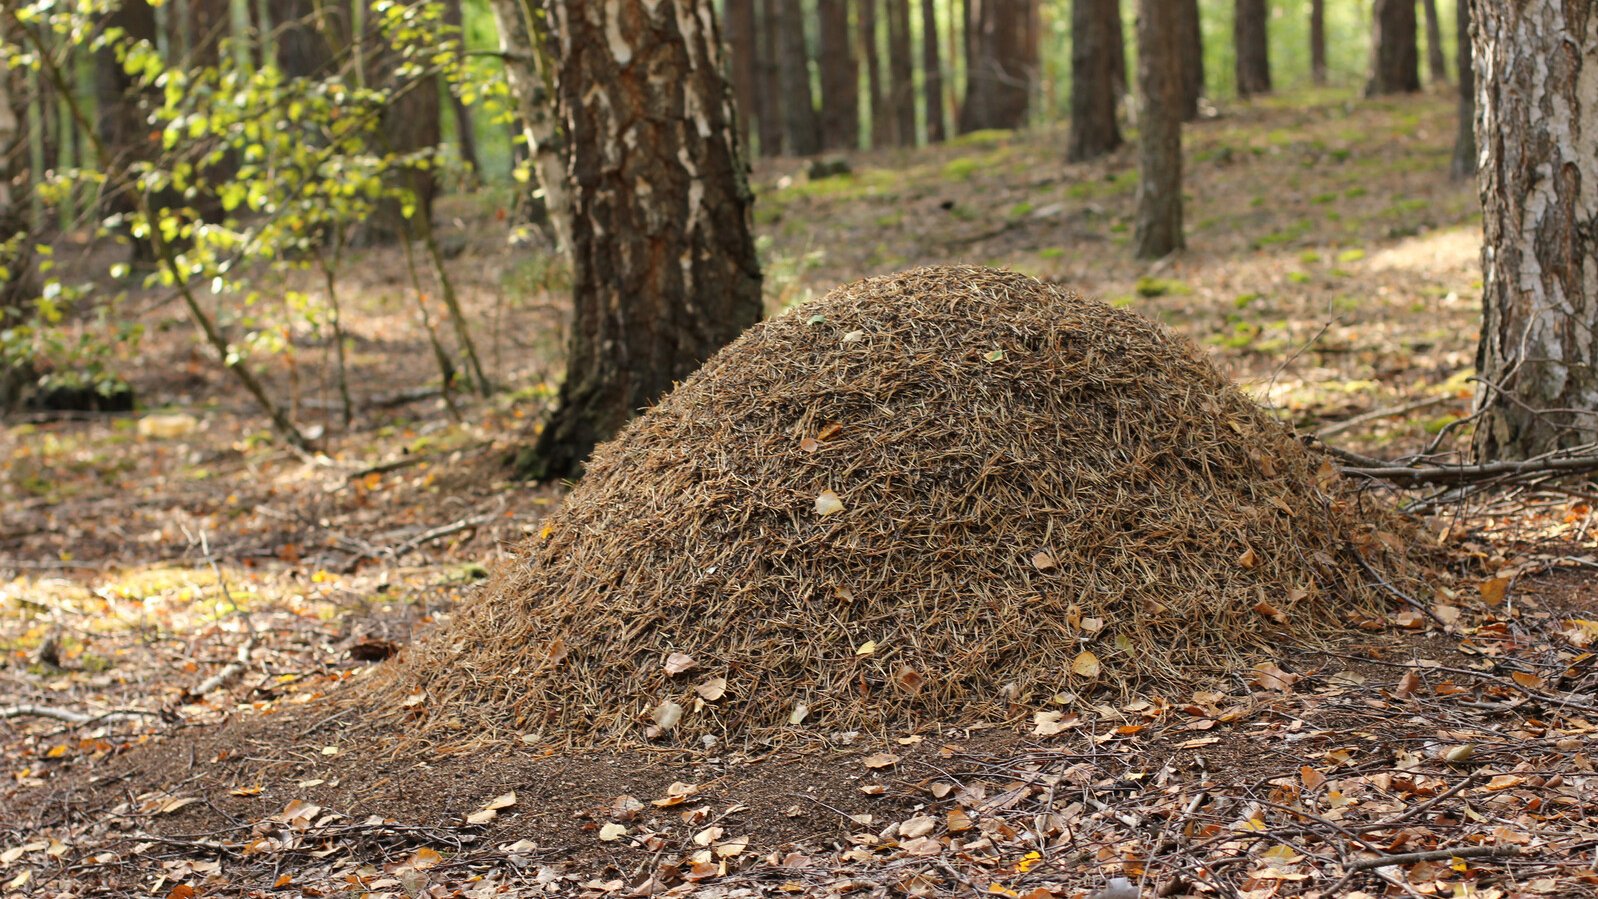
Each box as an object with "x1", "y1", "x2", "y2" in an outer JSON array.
[
  {"x1": 1134, "y1": 0, "x2": 1183, "y2": 259},
  {"x1": 886, "y1": 0, "x2": 916, "y2": 145},
  {"x1": 489, "y1": 0, "x2": 572, "y2": 253},
  {"x1": 0, "y1": 19, "x2": 34, "y2": 409},
  {"x1": 522, "y1": 0, "x2": 764, "y2": 480},
  {"x1": 1471, "y1": 1, "x2": 1598, "y2": 460},
  {"x1": 1367, "y1": 0, "x2": 1420, "y2": 96},
  {"x1": 1067, "y1": 0, "x2": 1123, "y2": 163},
  {"x1": 958, "y1": 0, "x2": 1032, "y2": 133},
  {"x1": 1174, "y1": 0, "x2": 1202, "y2": 120},
  {"x1": 818, "y1": 0, "x2": 859, "y2": 151},
  {"x1": 1422, "y1": 0, "x2": 1448, "y2": 83},
  {"x1": 757, "y1": 0, "x2": 783, "y2": 155},
  {"x1": 921, "y1": 0, "x2": 946, "y2": 142},
  {"x1": 1233, "y1": 0, "x2": 1271, "y2": 97},
  {"x1": 724, "y1": 0, "x2": 760, "y2": 151},
  {"x1": 1449, "y1": 0, "x2": 1473, "y2": 180},
  {"x1": 1108, "y1": 0, "x2": 1126, "y2": 100},
  {"x1": 777, "y1": 0, "x2": 821, "y2": 156},
  {"x1": 1310, "y1": 0, "x2": 1327, "y2": 85}
]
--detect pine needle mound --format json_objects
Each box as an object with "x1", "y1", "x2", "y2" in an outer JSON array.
[{"x1": 392, "y1": 266, "x2": 1421, "y2": 745}]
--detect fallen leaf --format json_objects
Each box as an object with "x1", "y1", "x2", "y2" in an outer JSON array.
[
  {"x1": 789, "y1": 702, "x2": 809, "y2": 725},
  {"x1": 1441, "y1": 744, "x2": 1477, "y2": 764},
  {"x1": 157, "y1": 797, "x2": 199, "y2": 816},
  {"x1": 856, "y1": 640, "x2": 877, "y2": 656},
  {"x1": 1238, "y1": 547, "x2": 1259, "y2": 569},
  {"x1": 816, "y1": 422, "x2": 843, "y2": 441},
  {"x1": 598, "y1": 823, "x2": 627, "y2": 842},
  {"x1": 484, "y1": 791, "x2": 516, "y2": 811},
  {"x1": 1300, "y1": 766, "x2": 1326, "y2": 790},
  {"x1": 1031, "y1": 551, "x2": 1057, "y2": 571},
  {"x1": 466, "y1": 808, "x2": 497, "y2": 825},
  {"x1": 862, "y1": 752, "x2": 901, "y2": 769},
  {"x1": 1032, "y1": 710, "x2": 1079, "y2": 736},
  {"x1": 1251, "y1": 662, "x2": 1298, "y2": 692},
  {"x1": 652, "y1": 701, "x2": 684, "y2": 731},
  {"x1": 1253, "y1": 601, "x2": 1288, "y2": 624},
  {"x1": 899, "y1": 815, "x2": 937, "y2": 838},
  {"x1": 664, "y1": 652, "x2": 697, "y2": 675},
  {"x1": 814, "y1": 489, "x2": 844, "y2": 516},
  {"x1": 228, "y1": 785, "x2": 263, "y2": 797},
  {"x1": 695, "y1": 677, "x2": 727, "y2": 701},
  {"x1": 1071, "y1": 650, "x2": 1100, "y2": 678},
  {"x1": 1480, "y1": 576, "x2": 1509, "y2": 606},
  {"x1": 1395, "y1": 669, "x2": 1421, "y2": 698},
  {"x1": 410, "y1": 847, "x2": 442, "y2": 870}
]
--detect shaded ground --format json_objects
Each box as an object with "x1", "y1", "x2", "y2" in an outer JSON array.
[{"x1": 5, "y1": 88, "x2": 1597, "y2": 897}]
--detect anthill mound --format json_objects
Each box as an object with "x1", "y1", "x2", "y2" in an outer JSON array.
[{"x1": 388, "y1": 265, "x2": 1422, "y2": 745}]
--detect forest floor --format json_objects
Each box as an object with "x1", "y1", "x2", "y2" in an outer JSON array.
[{"x1": 4, "y1": 87, "x2": 1598, "y2": 898}]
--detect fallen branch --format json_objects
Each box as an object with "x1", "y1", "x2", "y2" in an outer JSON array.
[
  {"x1": 1333, "y1": 450, "x2": 1598, "y2": 487},
  {"x1": 1315, "y1": 396, "x2": 1451, "y2": 439},
  {"x1": 1347, "y1": 845, "x2": 1519, "y2": 871},
  {"x1": 184, "y1": 636, "x2": 257, "y2": 700},
  {"x1": 0, "y1": 705, "x2": 160, "y2": 725}
]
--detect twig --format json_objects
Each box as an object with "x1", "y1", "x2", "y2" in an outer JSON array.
[
  {"x1": 1346, "y1": 845, "x2": 1519, "y2": 871},
  {"x1": 184, "y1": 637, "x2": 257, "y2": 700},
  {"x1": 1315, "y1": 396, "x2": 1451, "y2": 439},
  {"x1": 1337, "y1": 453, "x2": 1598, "y2": 487},
  {"x1": 0, "y1": 705, "x2": 160, "y2": 725}
]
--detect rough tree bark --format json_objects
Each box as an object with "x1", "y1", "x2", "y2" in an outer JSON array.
[
  {"x1": 1421, "y1": 0, "x2": 1447, "y2": 84},
  {"x1": 958, "y1": 0, "x2": 1031, "y2": 133},
  {"x1": 886, "y1": 0, "x2": 916, "y2": 145},
  {"x1": 862, "y1": 0, "x2": 891, "y2": 148},
  {"x1": 1233, "y1": 0, "x2": 1271, "y2": 98},
  {"x1": 518, "y1": 0, "x2": 764, "y2": 480},
  {"x1": 1449, "y1": 0, "x2": 1473, "y2": 180},
  {"x1": 1367, "y1": 0, "x2": 1420, "y2": 96},
  {"x1": 1067, "y1": 0, "x2": 1123, "y2": 163},
  {"x1": 818, "y1": 0, "x2": 859, "y2": 152},
  {"x1": 1309, "y1": 0, "x2": 1326, "y2": 85},
  {"x1": 489, "y1": 0, "x2": 571, "y2": 254},
  {"x1": 921, "y1": 0, "x2": 946, "y2": 143},
  {"x1": 724, "y1": 0, "x2": 760, "y2": 151},
  {"x1": 1133, "y1": 0, "x2": 1182, "y2": 259},
  {"x1": 757, "y1": 0, "x2": 783, "y2": 156},
  {"x1": 1174, "y1": 0, "x2": 1202, "y2": 120},
  {"x1": 1470, "y1": 1, "x2": 1598, "y2": 460},
  {"x1": 777, "y1": 0, "x2": 821, "y2": 156},
  {"x1": 1, "y1": 18, "x2": 34, "y2": 409}
]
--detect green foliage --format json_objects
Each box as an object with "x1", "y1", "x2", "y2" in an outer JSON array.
[{"x1": 1134, "y1": 277, "x2": 1191, "y2": 298}]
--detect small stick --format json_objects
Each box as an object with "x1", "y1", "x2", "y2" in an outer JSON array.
[
  {"x1": 1347, "y1": 845, "x2": 1519, "y2": 872},
  {"x1": 185, "y1": 637, "x2": 257, "y2": 700},
  {"x1": 0, "y1": 705, "x2": 159, "y2": 725}
]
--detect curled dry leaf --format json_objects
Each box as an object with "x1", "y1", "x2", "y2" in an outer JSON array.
[
  {"x1": 1033, "y1": 710, "x2": 1080, "y2": 736},
  {"x1": 899, "y1": 815, "x2": 937, "y2": 839},
  {"x1": 695, "y1": 677, "x2": 727, "y2": 701},
  {"x1": 789, "y1": 702, "x2": 809, "y2": 725}
]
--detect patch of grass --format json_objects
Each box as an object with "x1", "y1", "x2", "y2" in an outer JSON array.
[
  {"x1": 942, "y1": 158, "x2": 982, "y2": 182},
  {"x1": 949, "y1": 128, "x2": 1013, "y2": 148},
  {"x1": 1234, "y1": 292, "x2": 1263, "y2": 309},
  {"x1": 1298, "y1": 251, "x2": 1322, "y2": 264},
  {"x1": 1288, "y1": 271, "x2": 1312, "y2": 284},
  {"x1": 1008, "y1": 201, "x2": 1034, "y2": 219},
  {"x1": 1037, "y1": 247, "x2": 1065, "y2": 260},
  {"x1": 1336, "y1": 248, "x2": 1367, "y2": 263},
  {"x1": 1311, "y1": 192, "x2": 1339, "y2": 205},
  {"x1": 1135, "y1": 277, "x2": 1192, "y2": 298},
  {"x1": 874, "y1": 212, "x2": 904, "y2": 228},
  {"x1": 1344, "y1": 186, "x2": 1368, "y2": 199},
  {"x1": 1251, "y1": 220, "x2": 1313, "y2": 249}
]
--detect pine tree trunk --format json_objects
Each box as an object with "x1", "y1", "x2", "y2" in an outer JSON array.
[
  {"x1": 519, "y1": 0, "x2": 764, "y2": 481},
  {"x1": 959, "y1": 0, "x2": 1031, "y2": 132},
  {"x1": 1470, "y1": 1, "x2": 1598, "y2": 460},
  {"x1": 1067, "y1": 0, "x2": 1123, "y2": 163},
  {"x1": 862, "y1": 0, "x2": 891, "y2": 148},
  {"x1": 724, "y1": 0, "x2": 760, "y2": 151},
  {"x1": 1174, "y1": 0, "x2": 1202, "y2": 120},
  {"x1": 489, "y1": 0, "x2": 572, "y2": 254},
  {"x1": 1134, "y1": 0, "x2": 1182, "y2": 259},
  {"x1": 921, "y1": 0, "x2": 946, "y2": 143},
  {"x1": 777, "y1": 0, "x2": 821, "y2": 156},
  {"x1": 1421, "y1": 0, "x2": 1447, "y2": 84},
  {"x1": 757, "y1": 0, "x2": 784, "y2": 156},
  {"x1": 1309, "y1": 0, "x2": 1326, "y2": 85},
  {"x1": 886, "y1": 0, "x2": 916, "y2": 145},
  {"x1": 94, "y1": 0, "x2": 159, "y2": 223},
  {"x1": 1367, "y1": 0, "x2": 1420, "y2": 96},
  {"x1": 1449, "y1": 0, "x2": 1473, "y2": 180},
  {"x1": 818, "y1": 0, "x2": 859, "y2": 151},
  {"x1": 1233, "y1": 0, "x2": 1271, "y2": 98},
  {"x1": 1, "y1": 18, "x2": 35, "y2": 409},
  {"x1": 1108, "y1": 0, "x2": 1126, "y2": 99}
]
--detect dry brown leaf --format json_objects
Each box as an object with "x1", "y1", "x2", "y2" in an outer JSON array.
[
  {"x1": 862, "y1": 752, "x2": 901, "y2": 769},
  {"x1": 664, "y1": 652, "x2": 697, "y2": 675},
  {"x1": 1071, "y1": 650, "x2": 1101, "y2": 678},
  {"x1": 1031, "y1": 551, "x2": 1057, "y2": 571},
  {"x1": 695, "y1": 677, "x2": 727, "y2": 701},
  {"x1": 814, "y1": 489, "x2": 844, "y2": 516}
]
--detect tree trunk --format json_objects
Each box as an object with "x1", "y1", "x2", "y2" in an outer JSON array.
[
  {"x1": 1309, "y1": 0, "x2": 1326, "y2": 85},
  {"x1": 757, "y1": 0, "x2": 783, "y2": 155},
  {"x1": 1, "y1": 19, "x2": 34, "y2": 409},
  {"x1": 818, "y1": 0, "x2": 859, "y2": 151},
  {"x1": 886, "y1": 0, "x2": 916, "y2": 145},
  {"x1": 1067, "y1": 0, "x2": 1123, "y2": 163},
  {"x1": 861, "y1": 0, "x2": 890, "y2": 148},
  {"x1": 489, "y1": 0, "x2": 572, "y2": 254},
  {"x1": 724, "y1": 0, "x2": 760, "y2": 151},
  {"x1": 271, "y1": 0, "x2": 346, "y2": 77},
  {"x1": 1449, "y1": 0, "x2": 1473, "y2": 180},
  {"x1": 519, "y1": 0, "x2": 764, "y2": 481},
  {"x1": 1133, "y1": 0, "x2": 1182, "y2": 259},
  {"x1": 921, "y1": 0, "x2": 946, "y2": 143},
  {"x1": 1108, "y1": 0, "x2": 1126, "y2": 100},
  {"x1": 1367, "y1": 0, "x2": 1420, "y2": 96},
  {"x1": 777, "y1": 0, "x2": 821, "y2": 156},
  {"x1": 1174, "y1": 0, "x2": 1202, "y2": 120},
  {"x1": 442, "y1": 0, "x2": 480, "y2": 177},
  {"x1": 1421, "y1": 0, "x2": 1447, "y2": 84},
  {"x1": 359, "y1": 11, "x2": 441, "y2": 243},
  {"x1": 959, "y1": 0, "x2": 1032, "y2": 132},
  {"x1": 1233, "y1": 0, "x2": 1271, "y2": 98},
  {"x1": 1470, "y1": 1, "x2": 1598, "y2": 460},
  {"x1": 94, "y1": 0, "x2": 159, "y2": 224}
]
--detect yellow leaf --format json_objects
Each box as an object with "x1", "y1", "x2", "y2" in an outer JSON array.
[
  {"x1": 1071, "y1": 651, "x2": 1100, "y2": 678},
  {"x1": 229, "y1": 785, "x2": 264, "y2": 797},
  {"x1": 598, "y1": 823, "x2": 628, "y2": 842},
  {"x1": 1300, "y1": 766, "x2": 1326, "y2": 790},
  {"x1": 1479, "y1": 576, "x2": 1509, "y2": 606},
  {"x1": 1237, "y1": 547, "x2": 1259, "y2": 569},
  {"x1": 856, "y1": 640, "x2": 877, "y2": 656},
  {"x1": 814, "y1": 489, "x2": 844, "y2": 516}
]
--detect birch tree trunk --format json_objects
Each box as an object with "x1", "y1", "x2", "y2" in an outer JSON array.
[
  {"x1": 1067, "y1": 0, "x2": 1123, "y2": 163},
  {"x1": 1471, "y1": 1, "x2": 1598, "y2": 460},
  {"x1": 489, "y1": 0, "x2": 572, "y2": 254},
  {"x1": 1134, "y1": 0, "x2": 1183, "y2": 259},
  {"x1": 518, "y1": 0, "x2": 763, "y2": 480}
]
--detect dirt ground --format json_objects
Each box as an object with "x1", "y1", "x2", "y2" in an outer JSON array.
[{"x1": 5, "y1": 88, "x2": 1598, "y2": 897}]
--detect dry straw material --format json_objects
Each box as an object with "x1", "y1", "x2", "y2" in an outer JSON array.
[{"x1": 390, "y1": 266, "x2": 1422, "y2": 745}]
